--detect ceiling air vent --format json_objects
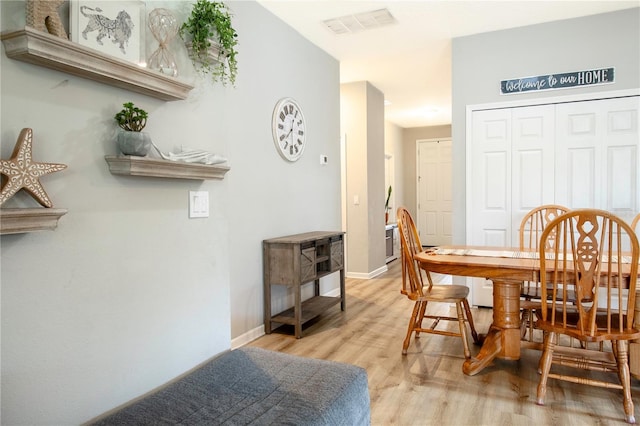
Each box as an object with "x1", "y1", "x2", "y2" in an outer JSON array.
[{"x1": 323, "y1": 8, "x2": 396, "y2": 35}]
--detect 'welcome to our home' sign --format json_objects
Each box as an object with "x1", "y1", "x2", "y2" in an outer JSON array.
[{"x1": 500, "y1": 67, "x2": 615, "y2": 95}]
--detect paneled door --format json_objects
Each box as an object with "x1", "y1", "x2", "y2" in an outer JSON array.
[
  {"x1": 417, "y1": 139, "x2": 452, "y2": 247},
  {"x1": 468, "y1": 96, "x2": 639, "y2": 307},
  {"x1": 469, "y1": 105, "x2": 555, "y2": 306},
  {"x1": 555, "y1": 96, "x2": 639, "y2": 225}
]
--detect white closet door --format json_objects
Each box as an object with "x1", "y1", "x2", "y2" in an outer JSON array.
[
  {"x1": 511, "y1": 105, "x2": 556, "y2": 246},
  {"x1": 555, "y1": 97, "x2": 639, "y2": 223},
  {"x1": 470, "y1": 105, "x2": 556, "y2": 306},
  {"x1": 469, "y1": 95, "x2": 639, "y2": 307},
  {"x1": 469, "y1": 109, "x2": 511, "y2": 307},
  {"x1": 470, "y1": 109, "x2": 512, "y2": 247}
]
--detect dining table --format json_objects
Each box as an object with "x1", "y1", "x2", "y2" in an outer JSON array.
[{"x1": 413, "y1": 245, "x2": 640, "y2": 377}]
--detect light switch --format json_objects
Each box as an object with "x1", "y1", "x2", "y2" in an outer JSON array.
[
  {"x1": 320, "y1": 155, "x2": 328, "y2": 165},
  {"x1": 189, "y1": 191, "x2": 209, "y2": 218}
]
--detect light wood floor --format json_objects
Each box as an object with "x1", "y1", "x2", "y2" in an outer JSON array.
[{"x1": 247, "y1": 259, "x2": 639, "y2": 425}]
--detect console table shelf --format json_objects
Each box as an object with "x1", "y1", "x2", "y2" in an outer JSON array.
[
  {"x1": 1, "y1": 27, "x2": 193, "y2": 101},
  {"x1": 0, "y1": 208, "x2": 67, "y2": 234},
  {"x1": 105, "y1": 155, "x2": 230, "y2": 180},
  {"x1": 263, "y1": 231, "x2": 345, "y2": 338},
  {"x1": 270, "y1": 295, "x2": 342, "y2": 326}
]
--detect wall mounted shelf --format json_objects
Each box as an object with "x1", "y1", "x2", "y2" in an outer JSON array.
[
  {"x1": 1, "y1": 27, "x2": 193, "y2": 101},
  {"x1": 105, "y1": 156, "x2": 230, "y2": 180},
  {"x1": 0, "y1": 208, "x2": 67, "y2": 234}
]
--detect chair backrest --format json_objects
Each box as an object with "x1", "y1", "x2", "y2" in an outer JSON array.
[
  {"x1": 397, "y1": 207, "x2": 432, "y2": 299},
  {"x1": 519, "y1": 204, "x2": 570, "y2": 251},
  {"x1": 632, "y1": 213, "x2": 640, "y2": 235},
  {"x1": 539, "y1": 209, "x2": 639, "y2": 338}
]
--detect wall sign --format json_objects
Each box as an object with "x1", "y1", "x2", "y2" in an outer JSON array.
[{"x1": 500, "y1": 67, "x2": 614, "y2": 95}]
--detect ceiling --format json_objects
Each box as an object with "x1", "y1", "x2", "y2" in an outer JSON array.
[{"x1": 257, "y1": 0, "x2": 639, "y2": 128}]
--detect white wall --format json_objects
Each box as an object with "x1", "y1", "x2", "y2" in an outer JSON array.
[
  {"x1": 400, "y1": 125, "x2": 451, "y2": 217},
  {"x1": 451, "y1": 8, "x2": 640, "y2": 245},
  {"x1": 0, "y1": 1, "x2": 340, "y2": 424},
  {"x1": 384, "y1": 121, "x2": 403, "y2": 216},
  {"x1": 341, "y1": 81, "x2": 386, "y2": 277}
]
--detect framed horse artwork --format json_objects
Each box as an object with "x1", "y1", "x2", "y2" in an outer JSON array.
[{"x1": 70, "y1": 1, "x2": 145, "y2": 65}]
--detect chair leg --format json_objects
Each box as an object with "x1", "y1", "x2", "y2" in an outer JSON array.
[
  {"x1": 415, "y1": 301, "x2": 428, "y2": 338},
  {"x1": 402, "y1": 301, "x2": 422, "y2": 355},
  {"x1": 536, "y1": 331, "x2": 556, "y2": 406},
  {"x1": 520, "y1": 308, "x2": 529, "y2": 339},
  {"x1": 462, "y1": 298, "x2": 479, "y2": 343},
  {"x1": 614, "y1": 340, "x2": 636, "y2": 424},
  {"x1": 528, "y1": 308, "x2": 537, "y2": 342},
  {"x1": 456, "y1": 301, "x2": 471, "y2": 359}
]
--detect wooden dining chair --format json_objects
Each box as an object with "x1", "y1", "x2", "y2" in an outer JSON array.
[
  {"x1": 632, "y1": 213, "x2": 640, "y2": 234},
  {"x1": 535, "y1": 209, "x2": 640, "y2": 424},
  {"x1": 396, "y1": 207, "x2": 479, "y2": 357},
  {"x1": 519, "y1": 205, "x2": 570, "y2": 342},
  {"x1": 630, "y1": 213, "x2": 640, "y2": 380}
]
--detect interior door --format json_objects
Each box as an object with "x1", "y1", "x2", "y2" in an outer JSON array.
[
  {"x1": 469, "y1": 110, "x2": 511, "y2": 307},
  {"x1": 555, "y1": 96, "x2": 640, "y2": 225},
  {"x1": 510, "y1": 105, "x2": 557, "y2": 244},
  {"x1": 417, "y1": 139, "x2": 452, "y2": 247},
  {"x1": 469, "y1": 105, "x2": 555, "y2": 307}
]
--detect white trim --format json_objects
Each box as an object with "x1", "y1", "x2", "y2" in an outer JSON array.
[
  {"x1": 231, "y1": 325, "x2": 264, "y2": 349},
  {"x1": 346, "y1": 264, "x2": 388, "y2": 280},
  {"x1": 467, "y1": 88, "x2": 639, "y2": 113}
]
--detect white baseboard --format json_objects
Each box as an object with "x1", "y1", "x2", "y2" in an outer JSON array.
[
  {"x1": 346, "y1": 264, "x2": 388, "y2": 280},
  {"x1": 231, "y1": 325, "x2": 264, "y2": 349}
]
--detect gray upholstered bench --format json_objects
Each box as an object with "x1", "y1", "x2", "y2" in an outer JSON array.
[{"x1": 91, "y1": 347, "x2": 370, "y2": 425}]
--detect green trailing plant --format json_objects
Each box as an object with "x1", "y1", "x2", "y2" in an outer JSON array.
[
  {"x1": 114, "y1": 102, "x2": 148, "y2": 132},
  {"x1": 385, "y1": 186, "x2": 392, "y2": 212},
  {"x1": 180, "y1": 0, "x2": 238, "y2": 86}
]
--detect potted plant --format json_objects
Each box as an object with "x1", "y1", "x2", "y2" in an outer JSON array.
[
  {"x1": 179, "y1": 0, "x2": 238, "y2": 86},
  {"x1": 385, "y1": 185, "x2": 392, "y2": 224},
  {"x1": 114, "y1": 102, "x2": 151, "y2": 156}
]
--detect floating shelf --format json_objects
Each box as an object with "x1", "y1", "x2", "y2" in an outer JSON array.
[
  {"x1": 105, "y1": 155, "x2": 230, "y2": 180},
  {"x1": 1, "y1": 27, "x2": 193, "y2": 101},
  {"x1": 0, "y1": 208, "x2": 67, "y2": 234}
]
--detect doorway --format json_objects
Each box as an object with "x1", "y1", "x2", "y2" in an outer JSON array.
[{"x1": 417, "y1": 139, "x2": 453, "y2": 247}]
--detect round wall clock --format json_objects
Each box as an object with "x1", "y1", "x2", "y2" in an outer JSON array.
[{"x1": 271, "y1": 97, "x2": 306, "y2": 162}]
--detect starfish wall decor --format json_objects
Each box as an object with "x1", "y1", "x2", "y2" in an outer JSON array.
[{"x1": 0, "y1": 128, "x2": 67, "y2": 208}]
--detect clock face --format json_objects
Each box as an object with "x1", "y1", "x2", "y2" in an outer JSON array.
[{"x1": 272, "y1": 98, "x2": 306, "y2": 162}]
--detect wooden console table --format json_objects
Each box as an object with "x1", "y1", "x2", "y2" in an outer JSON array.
[{"x1": 263, "y1": 231, "x2": 345, "y2": 338}]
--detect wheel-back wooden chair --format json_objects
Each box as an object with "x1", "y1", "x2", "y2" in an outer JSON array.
[
  {"x1": 519, "y1": 204, "x2": 570, "y2": 342},
  {"x1": 630, "y1": 212, "x2": 640, "y2": 381},
  {"x1": 535, "y1": 209, "x2": 640, "y2": 424},
  {"x1": 396, "y1": 207, "x2": 479, "y2": 357},
  {"x1": 632, "y1": 213, "x2": 640, "y2": 234}
]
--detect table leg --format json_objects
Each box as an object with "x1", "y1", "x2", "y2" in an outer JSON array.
[
  {"x1": 463, "y1": 279, "x2": 522, "y2": 376},
  {"x1": 340, "y1": 268, "x2": 346, "y2": 311},
  {"x1": 294, "y1": 282, "x2": 302, "y2": 339}
]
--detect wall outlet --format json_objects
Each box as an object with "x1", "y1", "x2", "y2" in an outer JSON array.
[{"x1": 189, "y1": 191, "x2": 209, "y2": 218}]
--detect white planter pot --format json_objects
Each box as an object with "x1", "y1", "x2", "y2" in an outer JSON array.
[
  {"x1": 117, "y1": 131, "x2": 151, "y2": 156},
  {"x1": 185, "y1": 39, "x2": 223, "y2": 67}
]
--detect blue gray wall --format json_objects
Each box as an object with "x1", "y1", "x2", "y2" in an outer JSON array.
[{"x1": 0, "y1": 1, "x2": 340, "y2": 423}]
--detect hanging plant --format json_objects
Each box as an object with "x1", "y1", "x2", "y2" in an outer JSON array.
[{"x1": 179, "y1": 0, "x2": 238, "y2": 86}]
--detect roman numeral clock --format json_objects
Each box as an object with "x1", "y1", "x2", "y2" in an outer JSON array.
[{"x1": 271, "y1": 98, "x2": 306, "y2": 162}]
